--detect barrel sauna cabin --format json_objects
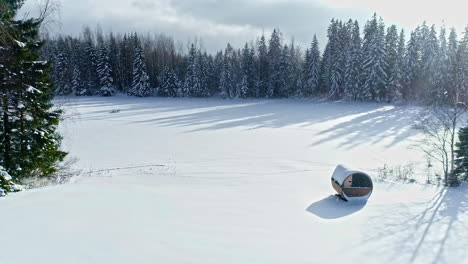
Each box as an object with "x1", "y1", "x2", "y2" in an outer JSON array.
[{"x1": 331, "y1": 165, "x2": 373, "y2": 201}]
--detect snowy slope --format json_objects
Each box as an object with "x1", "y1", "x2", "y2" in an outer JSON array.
[{"x1": 0, "y1": 96, "x2": 467, "y2": 264}]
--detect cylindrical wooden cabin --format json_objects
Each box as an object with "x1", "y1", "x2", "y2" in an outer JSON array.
[{"x1": 331, "y1": 165, "x2": 373, "y2": 201}]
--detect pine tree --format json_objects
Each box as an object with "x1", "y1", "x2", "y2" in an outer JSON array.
[
  {"x1": 361, "y1": 15, "x2": 388, "y2": 101},
  {"x1": 240, "y1": 43, "x2": 256, "y2": 98},
  {"x1": 458, "y1": 26, "x2": 468, "y2": 104},
  {"x1": 279, "y1": 44, "x2": 292, "y2": 97},
  {"x1": 304, "y1": 35, "x2": 321, "y2": 96},
  {"x1": 257, "y1": 34, "x2": 269, "y2": 98},
  {"x1": 454, "y1": 126, "x2": 468, "y2": 183},
  {"x1": 402, "y1": 28, "x2": 421, "y2": 100},
  {"x1": 434, "y1": 26, "x2": 449, "y2": 102},
  {"x1": 183, "y1": 43, "x2": 197, "y2": 97},
  {"x1": 52, "y1": 37, "x2": 71, "y2": 95},
  {"x1": 420, "y1": 23, "x2": 440, "y2": 101},
  {"x1": 268, "y1": 29, "x2": 282, "y2": 98},
  {"x1": 157, "y1": 67, "x2": 179, "y2": 97},
  {"x1": 446, "y1": 28, "x2": 458, "y2": 102},
  {"x1": 0, "y1": 165, "x2": 22, "y2": 196},
  {"x1": 0, "y1": 1, "x2": 67, "y2": 180},
  {"x1": 97, "y1": 44, "x2": 115, "y2": 96},
  {"x1": 219, "y1": 44, "x2": 234, "y2": 98},
  {"x1": 385, "y1": 25, "x2": 401, "y2": 101},
  {"x1": 82, "y1": 28, "x2": 99, "y2": 94},
  {"x1": 108, "y1": 33, "x2": 121, "y2": 91},
  {"x1": 128, "y1": 35, "x2": 150, "y2": 97},
  {"x1": 343, "y1": 21, "x2": 362, "y2": 100},
  {"x1": 321, "y1": 19, "x2": 344, "y2": 98}
]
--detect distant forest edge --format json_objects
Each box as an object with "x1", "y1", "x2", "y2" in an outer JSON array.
[{"x1": 42, "y1": 14, "x2": 468, "y2": 104}]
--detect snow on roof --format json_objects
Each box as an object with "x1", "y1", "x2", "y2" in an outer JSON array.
[{"x1": 331, "y1": 164, "x2": 369, "y2": 183}]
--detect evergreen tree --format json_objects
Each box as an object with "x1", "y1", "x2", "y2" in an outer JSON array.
[
  {"x1": 446, "y1": 28, "x2": 459, "y2": 102},
  {"x1": 0, "y1": 1, "x2": 67, "y2": 180},
  {"x1": 402, "y1": 28, "x2": 421, "y2": 100},
  {"x1": 219, "y1": 44, "x2": 234, "y2": 98},
  {"x1": 434, "y1": 26, "x2": 449, "y2": 102},
  {"x1": 458, "y1": 26, "x2": 468, "y2": 103},
  {"x1": 343, "y1": 21, "x2": 362, "y2": 100},
  {"x1": 268, "y1": 29, "x2": 282, "y2": 98},
  {"x1": 240, "y1": 43, "x2": 256, "y2": 98},
  {"x1": 0, "y1": 166, "x2": 21, "y2": 196},
  {"x1": 304, "y1": 35, "x2": 321, "y2": 96},
  {"x1": 419, "y1": 23, "x2": 440, "y2": 101},
  {"x1": 257, "y1": 34, "x2": 269, "y2": 98},
  {"x1": 157, "y1": 67, "x2": 179, "y2": 97},
  {"x1": 279, "y1": 44, "x2": 293, "y2": 97},
  {"x1": 183, "y1": 43, "x2": 197, "y2": 97},
  {"x1": 385, "y1": 25, "x2": 401, "y2": 101},
  {"x1": 361, "y1": 15, "x2": 388, "y2": 101},
  {"x1": 128, "y1": 35, "x2": 150, "y2": 97},
  {"x1": 82, "y1": 28, "x2": 99, "y2": 94},
  {"x1": 52, "y1": 37, "x2": 71, "y2": 95},
  {"x1": 97, "y1": 44, "x2": 115, "y2": 96},
  {"x1": 454, "y1": 126, "x2": 468, "y2": 183},
  {"x1": 108, "y1": 33, "x2": 121, "y2": 91}
]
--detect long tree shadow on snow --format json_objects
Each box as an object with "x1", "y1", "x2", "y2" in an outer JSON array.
[
  {"x1": 361, "y1": 186, "x2": 468, "y2": 263},
  {"x1": 309, "y1": 105, "x2": 420, "y2": 149},
  {"x1": 63, "y1": 96, "x2": 420, "y2": 149},
  {"x1": 306, "y1": 195, "x2": 367, "y2": 219}
]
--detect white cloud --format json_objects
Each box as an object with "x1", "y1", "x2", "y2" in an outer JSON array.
[{"x1": 18, "y1": 0, "x2": 468, "y2": 52}]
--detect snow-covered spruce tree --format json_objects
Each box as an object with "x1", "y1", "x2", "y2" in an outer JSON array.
[
  {"x1": 231, "y1": 49, "x2": 241, "y2": 98},
  {"x1": 321, "y1": 19, "x2": 344, "y2": 99},
  {"x1": 457, "y1": 27, "x2": 468, "y2": 104},
  {"x1": 402, "y1": 28, "x2": 421, "y2": 100},
  {"x1": 157, "y1": 67, "x2": 179, "y2": 97},
  {"x1": 0, "y1": 1, "x2": 67, "y2": 180},
  {"x1": 446, "y1": 28, "x2": 459, "y2": 103},
  {"x1": 197, "y1": 51, "x2": 207, "y2": 97},
  {"x1": 256, "y1": 34, "x2": 269, "y2": 98},
  {"x1": 361, "y1": 15, "x2": 388, "y2": 101},
  {"x1": 97, "y1": 44, "x2": 115, "y2": 96},
  {"x1": 343, "y1": 21, "x2": 362, "y2": 101},
  {"x1": 279, "y1": 44, "x2": 293, "y2": 97},
  {"x1": 240, "y1": 43, "x2": 256, "y2": 98},
  {"x1": 182, "y1": 43, "x2": 197, "y2": 97},
  {"x1": 128, "y1": 36, "x2": 150, "y2": 97},
  {"x1": 289, "y1": 42, "x2": 303, "y2": 97},
  {"x1": 385, "y1": 25, "x2": 402, "y2": 101},
  {"x1": 454, "y1": 126, "x2": 468, "y2": 183},
  {"x1": 267, "y1": 29, "x2": 282, "y2": 98},
  {"x1": 108, "y1": 33, "x2": 121, "y2": 91},
  {"x1": 433, "y1": 26, "x2": 449, "y2": 103},
  {"x1": 219, "y1": 43, "x2": 234, "y2": 98},
  {"x1": 52, "y1": 37, "x2": 71, "y2": 95},
  {"x1": 82, "y1": 27, "x2": 99, "y2": 95},
  {"x1": 304, "y1": 35, "x2": 321, "y2": 97},
  {"x1": 0, "y1": 166, "x2": 22, "y2": 196},
  {"x1": 419, "y1": 23, "x2": 440, "y2": 102}
]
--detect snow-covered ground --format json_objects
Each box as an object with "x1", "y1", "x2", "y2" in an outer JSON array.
[{"x1": 1, "y1": 96, "x2": 467, "y2": 264}]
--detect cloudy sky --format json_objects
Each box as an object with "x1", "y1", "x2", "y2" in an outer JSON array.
[{"x1": 20, "y1": 0, "x2": 468, "y2": 52}]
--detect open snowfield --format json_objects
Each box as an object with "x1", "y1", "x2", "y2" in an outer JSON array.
[{"x1": 1, "y1": 96, "x2": 467, "y2": 264}]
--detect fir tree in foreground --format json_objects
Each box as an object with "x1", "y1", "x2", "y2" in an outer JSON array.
[{"x1": 0, "y1": 0, "x2": 67, "y2": 191}]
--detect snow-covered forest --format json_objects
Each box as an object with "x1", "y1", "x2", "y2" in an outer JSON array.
[{"x1": 44, "y1": 14, "x2": 468, "y2": 104}]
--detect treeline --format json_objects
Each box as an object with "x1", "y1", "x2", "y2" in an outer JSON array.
[{"x1": 43, "y1": 14, "x2": 468, "y2": 104}]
